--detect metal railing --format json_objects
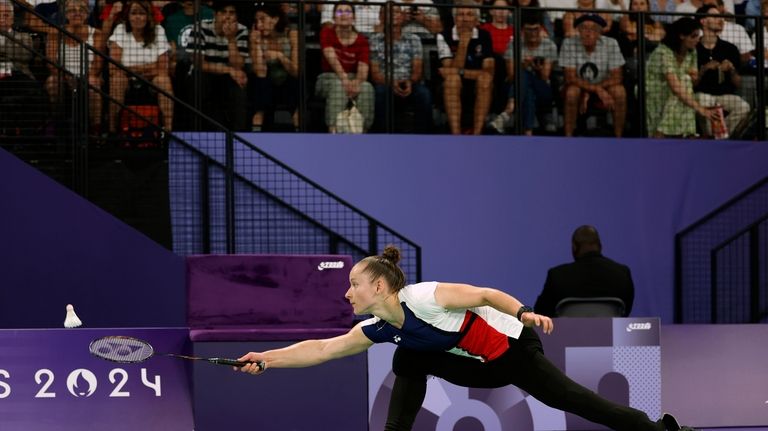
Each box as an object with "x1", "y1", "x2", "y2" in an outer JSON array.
[{"x1": 675, "y1": 176, "x2": 768, "y2": 323}]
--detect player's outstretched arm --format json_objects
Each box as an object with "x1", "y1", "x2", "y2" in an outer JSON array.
[
  {"x1": 435, "y1": 282, "x2": 554, "y2": 334},
  {"x1": 237, "y1": 322, "x2": 374, "y2": 375}
]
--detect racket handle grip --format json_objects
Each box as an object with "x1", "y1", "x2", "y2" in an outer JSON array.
[{"x1": 211, "y1": 358, "x2": 265, "y2": 370}]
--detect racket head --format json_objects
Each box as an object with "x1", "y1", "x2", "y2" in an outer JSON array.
[{"x1": 89, "y1": 335, "x2": 154, "y2": 363}]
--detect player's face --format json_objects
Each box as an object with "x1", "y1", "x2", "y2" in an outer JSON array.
[{"x1": 345, "y1": 263, "x2": 378, "y2": 315}]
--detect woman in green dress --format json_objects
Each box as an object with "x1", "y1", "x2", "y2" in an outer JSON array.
[{"x1": 645, "y1": 17, "x2": 720, "y2": 137}]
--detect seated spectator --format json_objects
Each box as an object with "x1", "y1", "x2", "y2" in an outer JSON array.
[
  {"x1": 248, "y1": 2, "x2": 298, "y2": 131},
  {"x1": 19, "y1": 0, "x2": 64, "y2": 32},
  {"x1": 702, "y1": 0, "x2": 754, "y2": 65},
  {"x1": 479, "y1": 0, "x2": 514, "y2": 56},
  {"x1": 563, "y1": 0, "x2": 613, "y2": 37},
  {"x1": 694, "y1": 5, "x2": 750, "y2": 136},
  {"x1": 396, "y1": 0, "x2": 443, "y2": 36},
  {"x1": 436, "y1": 0, "x2": 494, "y2": 135},
  {"x1": 316, "y1": 2, "x2": 375, "y2": 133},
  {"x1": 162, "y1": 0, "x2": 214, "y2": 77},
  {"x1": 619, "y1": 0, "x2": 664, "y2": 55},
  {"x1": 320, "y1": 0, "x2": 383, "y2": 34},
  {"x1": 45, "y1": 0, "x2": 105, "y2": 132},
  {"x1": 534, "y1": 225, "x2": 635, "y2": 318},
  {"x1": 597, "y1": 0, "x2": 630, "y2": 23},
  {"x1": 559, "y1": 14, "x2": 626, "y2": 137},
  {"x1": 646, "y1": 0, "x2": 678, "y2": 25},
  {"x1": 280, "y1": 1, "x2": 320, "y2": 34},
  {"x1": 187, "y1": 0, "x2": 250, "y2": 131},
  {"x1": 675, "y1": 0, "x2": 705, "y2": 14},
  {"x1": 100, "y1": 0, "x2": 165, "y2": 36},
  {"x1": 108, "y1": 0, "x2": 174, "y2": 132},
  {"x1": 617, "y1": 0, "x2": 664, "y2": 89},
  {"x1": 513, "y1": 0, "x2": 555, "y2": 37},
  {"x1": 161, "y1": 0, "x2": 213, "y2": 129},
  {"x1": 369, "y1": 5, "x2": 432, "y2": 133},
  {"x1": 645, "y1": 17, "x2": 719, "y2": 137},
  {"x1": 0, "y1": 0, "x2": 48, "y2": 134},
  {"x1": 678, "y1": 0, "x2": 735, "y2": 13},
  {"x1": 742, "y1": 0, "x2": 762, "y2": 31},
  {"x1": 491, "y1": 10, "x2": 557, "y2": 134}
]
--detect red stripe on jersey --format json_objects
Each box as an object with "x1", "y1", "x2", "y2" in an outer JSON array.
[{"x1": 456, "y1": 310, "x2": 509, "y2": 361}]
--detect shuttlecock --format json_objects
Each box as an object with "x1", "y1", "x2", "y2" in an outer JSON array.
[{"x1": 64, "y1": 304, "x2": 82, "y2": 328}]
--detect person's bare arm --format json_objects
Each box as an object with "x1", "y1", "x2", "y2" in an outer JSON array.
[
  {"x1": 237, "y1": 322, "x2": 374, "y2": 373},
  {"x1": 434, "y1": 282, "x2": 554, "y2": 333}
]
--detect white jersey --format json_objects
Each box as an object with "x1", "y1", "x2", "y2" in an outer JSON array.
[{"x1": 361, "y1": 282, "x2": 524, "y2": 362}]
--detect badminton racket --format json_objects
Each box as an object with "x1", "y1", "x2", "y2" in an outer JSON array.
[{"x1": 89, "y1": 336, "x2": 264, "y2": 370}]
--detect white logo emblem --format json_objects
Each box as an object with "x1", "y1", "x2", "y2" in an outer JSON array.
[
  {"x1": 66, "y1": 369, "x2": 98, "y2": 397},
  {"x1": 393, "y1": 335, "x2": 401, "y2": 343},
  {"x1": 626, "y1": 322, "x2": 652, "y2": 332},
  {"x1": 317, "y1": 261, "x2": 345, "y2": 271}
]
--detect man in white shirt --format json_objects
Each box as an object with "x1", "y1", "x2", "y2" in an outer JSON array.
[{"x1": 559, "y1": 14, "x2": 626, "y2": 137}]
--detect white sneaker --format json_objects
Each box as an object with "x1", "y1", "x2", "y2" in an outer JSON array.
[{"x1": 490, "y1": 112, "x2": 510, "y2": 134}]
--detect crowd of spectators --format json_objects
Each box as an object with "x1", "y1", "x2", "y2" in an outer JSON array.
[{"x1": 0, "y1": 0, "x2": 766, "y2": 138}]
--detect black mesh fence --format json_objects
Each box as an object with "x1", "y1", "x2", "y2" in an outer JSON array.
[
  {"x1": 8, "y1": 0, "x2": 768, "y2": 297},
  {"x1": 2, "y1": 0, "x2": 423, "y2": 278},
  {"x1": 167, "y1": 131, "x2": 422, "y2": 284},
  {"x1": 2, "y1": 0, "x2": 767, "y2": 140},
  {"x1": 675, "y1": 177, "x2": 768, "y2": 323}
]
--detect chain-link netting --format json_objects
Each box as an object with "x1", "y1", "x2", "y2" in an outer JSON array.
[
  {"x1": 2, "y1": 0, "x2": 766, "y2": 139},
  {"x1": 676, "y1": 178, "x2": 768, "y2": 323}
]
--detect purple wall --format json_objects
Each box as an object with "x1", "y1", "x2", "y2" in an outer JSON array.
[
  {"x1": 4, "y1": 134, "x2": 767, "y2": 326},
  {"x1": 248, "y1": 134, "x2": 768, "y2": 323},
  {"x1": 0, "y1": 148, "x2": 186, "y2": 328}
]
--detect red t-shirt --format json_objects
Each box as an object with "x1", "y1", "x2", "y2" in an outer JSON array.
[
  {"x1": 319, "y1": 26, "x2": 370, "y2": 74},
  {"x1": 479, "y1": 23, "x2": 514, "y2": 56}
]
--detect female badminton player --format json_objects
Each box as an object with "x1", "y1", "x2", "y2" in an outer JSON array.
[{"x1": 236, "y1": 246, "x2": 694, "y2": 431}]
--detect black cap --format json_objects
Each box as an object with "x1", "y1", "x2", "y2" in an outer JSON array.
[{"x1": 574, "y1": 13, "x2": 607, "y2": 28}]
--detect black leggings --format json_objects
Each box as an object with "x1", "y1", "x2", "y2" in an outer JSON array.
[{"x1": 384, "y1": 329, "x2": 664, "y2": 431}]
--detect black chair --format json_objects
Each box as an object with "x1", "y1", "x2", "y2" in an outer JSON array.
[{"x1": 555, "y1": 297, "x2": 626, "y2": 317}]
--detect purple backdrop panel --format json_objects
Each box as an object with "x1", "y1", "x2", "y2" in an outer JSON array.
[
  {"x1": 368, "y1": 317, "x2": 661, "y2": 431},
  {"x1": 192, "y1": 341, "x2": 368, "y2": 431},
  {"x1": 228, "y1": 133, "x2": 768, "y2": 324},
  {"x1": 661, "y1": 324, "x2": 768, "y2": 428},
  {"x1": 0, "y1": 147, "x2": 186, "y2": 329},
  {"x1": 0, "y1": 328, "x2": 193, "y2": 431},
  {"x1": 186, "y1": 254, "x2": 354, "y2": 340}
]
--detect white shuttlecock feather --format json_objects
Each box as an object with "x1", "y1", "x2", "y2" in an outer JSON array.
[{"x1": 64, "y1": 304, "x2": 82, "y2": 328}]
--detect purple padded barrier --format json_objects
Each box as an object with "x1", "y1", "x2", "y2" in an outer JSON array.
[{"x1": 187, "y1": 254, "x2": 354, "y2": 341}]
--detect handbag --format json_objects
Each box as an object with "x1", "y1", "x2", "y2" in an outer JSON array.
[{"x1": 335, "y1": 99, "x2": 364, "y2": 134}]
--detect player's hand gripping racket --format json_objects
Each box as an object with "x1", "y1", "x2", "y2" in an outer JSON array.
[{"x1": 89, "y1": 336, "x2": 265, "y2": 370}]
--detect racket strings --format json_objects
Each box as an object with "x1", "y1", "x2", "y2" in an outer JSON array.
[{"x1": 89, "y1": 336, "x2": 154, "y2": 363}]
